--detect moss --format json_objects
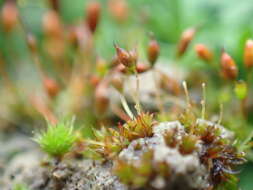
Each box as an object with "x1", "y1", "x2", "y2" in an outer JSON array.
[
  {"x1": 33, "y1": 119, "x2": 76, "y2": 158},
  {"x1": 86, "y1": 113, "x2": 155, "y2": 160},
  {"x1": 13, "y1": 183, "x2": 29, "y2": 190}
]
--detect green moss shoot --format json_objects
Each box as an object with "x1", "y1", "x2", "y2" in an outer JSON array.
[{"x1": 33, "y1": 119, "x2": 76, "y2": 158}]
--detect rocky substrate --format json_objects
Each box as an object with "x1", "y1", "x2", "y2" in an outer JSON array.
[{"x1": 1, "y1": 120, "x2": 234, "y2": 190}]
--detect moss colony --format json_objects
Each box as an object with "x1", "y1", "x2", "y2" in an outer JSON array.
[{"x1": 3, "y1": 111, "x2": 245, "y2": 190}]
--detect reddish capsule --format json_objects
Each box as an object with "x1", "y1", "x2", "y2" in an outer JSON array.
[
  {"x1": 43, "y1": 10, "x2": 62, "y2": 37},
  {"x1": 1, "y1": 1, "x2": 18, "y2": 32},
  {"x1": 195, "y1": 44, "x2": 213, "y2": 62},
  {"x1": 115, "y1": 63, "x2": 150, "y2": 74},
  {"x1": 244, "y1": 39, "x2": 253, "y2": 68},
  {"x1": 177, "y1": 27, "x2": 196, "y2": 57},
  {"x1": 220, "y1": 51, "x2": 238, "y2": 80},
  {"x1": 136, "y1": 63, "x2": 150, "y2": 73},
  {"x1": 147, "y1": 38, "x2": 160, "y2": 66},
  {"x1": 43, "y1": 77, "x2": 60, "y2": 98},
  {"x1": 86, "y1": 1, "x2": 101, "y2": 33},
  {"x1": 108, "y1": 0, "x2": 128, "y2": 22},
  {"x1": 115, "y1": 45, "x2": 131, "y2": 67},
  {"x1": 114, "y1": 44, "x2": 137, "y2": 68}
]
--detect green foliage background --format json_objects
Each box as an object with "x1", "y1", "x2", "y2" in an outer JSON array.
[{"x1": 1, "y1": 0, "x2": 253, "y2": 189}]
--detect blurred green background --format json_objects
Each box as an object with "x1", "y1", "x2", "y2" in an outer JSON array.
[
  {"x1": 2, "y1": 0, "x2": 253, "y2": 65},
  {"x1": 1, "y1": 0, "x2": 253, "y2": 189}
]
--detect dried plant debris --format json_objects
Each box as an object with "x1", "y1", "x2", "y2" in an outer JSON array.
[{"x1": 3, "y1": 117, "x2": 244, "y2": 190}]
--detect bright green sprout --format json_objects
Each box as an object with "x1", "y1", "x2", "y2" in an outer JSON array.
[
  {"x1": 13, "y1": 183, "x2": 29, "y2": 190},
  {"x1": 33, "y1": 119, "x2": 76, "y2": 159},
  {"x1": 234, "y1": 80, "x2": 248, "y2": 100}
]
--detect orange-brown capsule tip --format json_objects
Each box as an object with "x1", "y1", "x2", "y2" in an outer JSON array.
[
  {"x1": 43, "y1": 10, "x2": 62, "y2": 37},
  {"x1": 43, "y1": 77, "x2": 60, "y2": 98},
  {"x1": 108, "y1": 0, "x2": 128, "y2": 22},
  {"x1": 244, "y1": 39, "x2": 253, "y2": 68},
  {"x1": 136, "y1": 63, "x2": 150, "y2": 73},
  {"x1": 86, "y1": 1, "x2": 101, "y2": 33},
  {"x1": 221, "y1": 52, "x2": 238, "y2": 80},
  {"x1": 177, "y1": 28, "x2": 196, "y2": 57},
  {"x1": 1, "y1": 1, "x2": 18, "y2": 32},
  {"x1": 148, "y1": 39, "x2": 160, "y2": 66},
  {"x1": 114, "y1": 44, "x2": 136, "y2": 68},
  {"x1": 195, "y1": 44, "x2": 213, "y2": 62}
]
